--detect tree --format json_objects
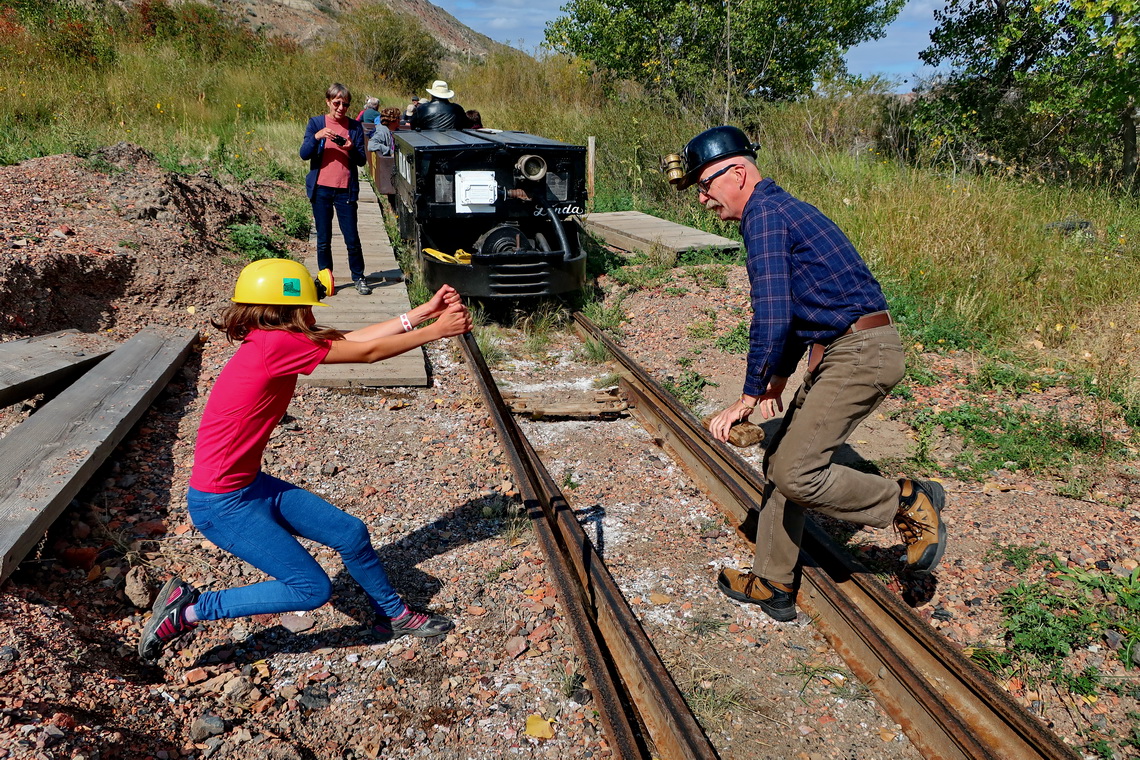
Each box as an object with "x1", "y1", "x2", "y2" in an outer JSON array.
[
  {"x1": 331, "y1": 3, "x2": 445, "y2": 91},
  {"x1": 917, "y1": 0, "x2": 1139, "y2": 189},
  {"x1": 543, "y1": 0, "x2": 904, "y2": 115}
]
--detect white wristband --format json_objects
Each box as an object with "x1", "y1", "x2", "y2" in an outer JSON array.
[{"x1": 399, "y1": 313, "x2": 413, "y2": 333}]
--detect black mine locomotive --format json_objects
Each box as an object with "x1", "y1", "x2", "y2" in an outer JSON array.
[{"x1": 391, "y1": 129, "x2": 588, "y2": 300}]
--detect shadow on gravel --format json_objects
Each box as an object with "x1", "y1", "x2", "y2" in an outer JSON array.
[{"x1": 191, "y1": 499, "x2": 511, "y2": 665}]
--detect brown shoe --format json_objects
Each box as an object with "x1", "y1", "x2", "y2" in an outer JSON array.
[
  {"x1": 895, "y1": 479, "x2": 947, "y2": 573},
  {"x1": 717, "y1": 568, "x2": 797, "y2": 621}
]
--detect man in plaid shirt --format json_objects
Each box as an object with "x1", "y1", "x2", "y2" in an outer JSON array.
[{"x1": 673, "y1": 126, "x2": 948, "y2": 622}]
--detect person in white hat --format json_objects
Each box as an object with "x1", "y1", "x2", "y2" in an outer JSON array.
[{"x1": 411, "y1": 80, "x2": 474, "y2": 131}]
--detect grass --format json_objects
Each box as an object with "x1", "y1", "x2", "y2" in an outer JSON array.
[
  {"x1": 686, "y1": 318, "x2": 716, "y2": 340},
  {"x1": 663, "y1": 369, "x2": 717, "y2": 409},
  {"x1": 560, "y1": 469, "x2": 579, "y2": 491},
  {"x1": 909, "y1": 401, "x2": 1122, "y2": 478},
  {"x1": 684, "y1": 264, "x2": 729, "y2": 290},
  {"x1": 976, "y1": 556, "x2": 1140, "y2": 695},
  {"x1": 276, "y1": 193, "x2": 313, "y2": 240},
  {"x1": 517, "y1": 304, "x2": 566, "y2": 357},
  {"x1": 784, "y1": 662, "x2": 866, "y2": 702},
  {"x1": 592, "y1": 371, "x2": 623, "y2": 389},
  {"x1": 551, "y1": 666, "x2": 587, "y2": 699},
  {"x1": 985, "y1": 542, "x2": 1049, "y2": 572},
  {"x1": 581, "y1": 291, "x2": 626, "y2": 333},
  {"x1": 677, "y1": 663, "x2": 753, "y2": 729},
  {"x1": 574, "y1": 337, "x2": 610, "y2": 364},
  {"x1": 715, "y1": 321, "x2": 750, "y2": 354},
  {"x1": 484, "y1": 559, "x2": 515, "y2": 581},
  {"x1": 972, "y1": 560, "x2": 1140, "y2": 759},
  {"x1": 474, "y1": 325, "x2": 507, "y2": 367},
  {"x1": 688, "y1": 615, "x2": 730, "y2": 637}
]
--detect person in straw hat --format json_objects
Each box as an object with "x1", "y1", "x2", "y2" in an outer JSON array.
[{"x1": 411, "y1": 80, "x2": 473, "y2": 131}]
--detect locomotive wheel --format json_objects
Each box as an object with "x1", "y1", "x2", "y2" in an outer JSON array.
[{"x1": 475, "y1": 224, "x2": 533, "y2": 255}]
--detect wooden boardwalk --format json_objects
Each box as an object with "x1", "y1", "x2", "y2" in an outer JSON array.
[
  {"x1": 300, "y1": 182, "x2": 427, "y2": 388},
  {"x1": 581, "y1": 211, "x2": 741, "y2": 257}
]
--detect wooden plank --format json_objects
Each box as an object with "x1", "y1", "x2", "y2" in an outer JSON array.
[
  {"x1": 301, "y1": 181, "x2": 428, "y2": 387},
  {"x1": 0, "y1": 331, "x2": 116, "y2": 407},
  {"x1": 0, "y1": 326, "x2": 198, "y2": 582},
  {"x1": 581, "y1": 210, "x2": 741, "y2": 256}
]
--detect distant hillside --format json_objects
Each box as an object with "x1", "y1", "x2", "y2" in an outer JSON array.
[{"x1": 212, "y1": 0, "x2": 511, "y2": 57}]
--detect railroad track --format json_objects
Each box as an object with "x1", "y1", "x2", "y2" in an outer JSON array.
[{"x1": 455, "y1": 314, "x2": 1081, "y2": 760}]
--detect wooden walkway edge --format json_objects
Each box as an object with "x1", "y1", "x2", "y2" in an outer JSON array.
[
  {"x1": 0, "y1": 326, "x2": 197, "y2": 583},
  {"x1": 301, "y1": 181, "x2": 427, "y2": 388},
  {"x1": 581, "y1": 210, "x2": 741, "y2": 257},
  {"x1": 0, "y1": 330, "x2": 115, "y2": 408}
]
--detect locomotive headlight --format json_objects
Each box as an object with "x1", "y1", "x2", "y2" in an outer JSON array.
[
  {"x1": 515, "y1": 154, "x2": 547, "y2": 182},
  {"x1": 661, "y1": 153, "x2": 685, "y2": 185}
]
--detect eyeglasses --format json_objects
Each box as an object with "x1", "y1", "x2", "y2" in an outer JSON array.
[{"x1": 696, "y1": 163, "x2": 742, "y2": 194}]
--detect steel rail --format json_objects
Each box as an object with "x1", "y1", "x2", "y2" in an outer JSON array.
[
  {"x1": 458, "y1": 332, "x2": 720, "y2": 760},
  {"x1": 573, "y1": 312, "x2": 1079, "y2": 760}
]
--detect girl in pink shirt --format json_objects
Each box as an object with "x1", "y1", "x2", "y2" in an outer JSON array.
[{"x1": 139, "y1": 258, "x2": 471, "y2": 661}]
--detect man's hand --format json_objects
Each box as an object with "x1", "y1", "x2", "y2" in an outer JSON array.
[
  {"x1": 753, "y1": 376, "x2": 788, "y2": 419},
  {"x1": 708, "y1": 400, "x2": 754, "y2": 442},
  {"x1": 707, "y1": 377, "x2": 788, "y2": 442}
]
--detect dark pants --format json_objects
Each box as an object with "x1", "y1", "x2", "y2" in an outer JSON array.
[
  {"x1": 752, "y1": 325, "x2": 906, "y2": 584},
  {"x1": 311, "y1": 185, "x2": 365, "y2": 283}
]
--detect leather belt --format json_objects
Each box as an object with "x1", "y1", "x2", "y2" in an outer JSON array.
[
  {"x1": 807, "y1": 311, "x2": 893, "y2": 373},
  {"x1": 843, "y1": 310, "x2": 892, "y2": 335}
]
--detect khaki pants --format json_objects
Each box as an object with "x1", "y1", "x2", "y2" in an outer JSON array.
[{"x1": 751, "y1": 325, "x2": 906, "y2": 584}]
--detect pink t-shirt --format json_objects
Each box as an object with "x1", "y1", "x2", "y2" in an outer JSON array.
[
  {"x1": 317, "y1": 115, "x2": 351, "y2": 189},
  {"x1": 189, "y1": 329, "x2": 330, "y2": 493}
]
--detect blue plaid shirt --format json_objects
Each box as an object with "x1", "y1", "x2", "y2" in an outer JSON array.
[{"x1": 740, "y1": 178, "x2": 888, "y2": 397}]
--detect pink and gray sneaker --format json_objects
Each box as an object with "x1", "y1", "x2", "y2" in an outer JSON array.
[
  {"x1": 138, "y1": 576, "x2": 199, "y2": 661},
  {"x1": 372, "y1": 607, "x2": 453, "y2": 643}
]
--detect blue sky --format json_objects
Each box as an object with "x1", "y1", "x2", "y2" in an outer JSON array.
[{"x1": 432, "y1": 0, "x2": 947, "y2": 90}]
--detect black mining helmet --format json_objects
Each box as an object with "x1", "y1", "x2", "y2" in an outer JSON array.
[{"x1": 662, "y1": 126, "x2": 757, "y2": 190}]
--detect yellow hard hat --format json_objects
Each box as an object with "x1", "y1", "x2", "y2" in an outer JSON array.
[{"x1": 231, "y1": 258, "x2": 328, "y2": 307}]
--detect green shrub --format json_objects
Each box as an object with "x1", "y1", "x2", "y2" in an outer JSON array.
[
  {"x1": 276, "y1": 194, "x2": 312, "y2": 240},
  {"x1": 228, "y1": 223, "x2": 285, "y2": 262},
  {"x1": 329, "y1": 3, "x2": 444, "y2": 90},
  {"x1": 1000, "y1": 582, "x2": 1098, "y2": 659}
]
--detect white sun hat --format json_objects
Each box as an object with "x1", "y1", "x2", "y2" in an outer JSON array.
[{"x1": 425, "y1": 80, "x2": 455, "y2": 99}]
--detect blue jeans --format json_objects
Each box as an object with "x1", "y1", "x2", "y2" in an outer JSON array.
[
  {"x1": 311, "y1": 185, "x2": 365, "y2": 283},
  {"x1": 187, "y1": 472, "x2": 404, "y2": 620}
]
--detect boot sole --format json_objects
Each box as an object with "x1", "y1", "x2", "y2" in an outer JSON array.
[
  {"x1": 911, "y1": 480, "x2": 947, "y2": 574},
  {"x1": 371, "y1": 620, "x2": 454, "y2": 642},
  {"x1": 717, "y1": 579, "x2": 797, "y2": 622},
  {"x1": 138, "y1": 577, "x2": 180, "y2": 660}
]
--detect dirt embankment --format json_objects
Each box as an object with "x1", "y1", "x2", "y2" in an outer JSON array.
[{"x1": 0, "y1": 142, "x2": 304, "y2": 339}]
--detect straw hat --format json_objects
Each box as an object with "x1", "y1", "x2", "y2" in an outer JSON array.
[{"x1": 425, "y1": 80, "x2": 455, "y2": 99}]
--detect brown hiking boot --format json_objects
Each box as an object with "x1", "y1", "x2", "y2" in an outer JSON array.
[
  {"x1": 717, "y1": 568, "x2": 797, "y2": 621},
  {"x1": 895, "y1": 479, "x2": 947, "y2": 573}
]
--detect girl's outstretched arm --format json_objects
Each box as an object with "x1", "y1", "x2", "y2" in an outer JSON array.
[
  {"x1": 339, "y1": 285, "x2": 462, "y2": 342},
  {"x1": 323, "y1": 301, "x2": 471, "y2": 364}
]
